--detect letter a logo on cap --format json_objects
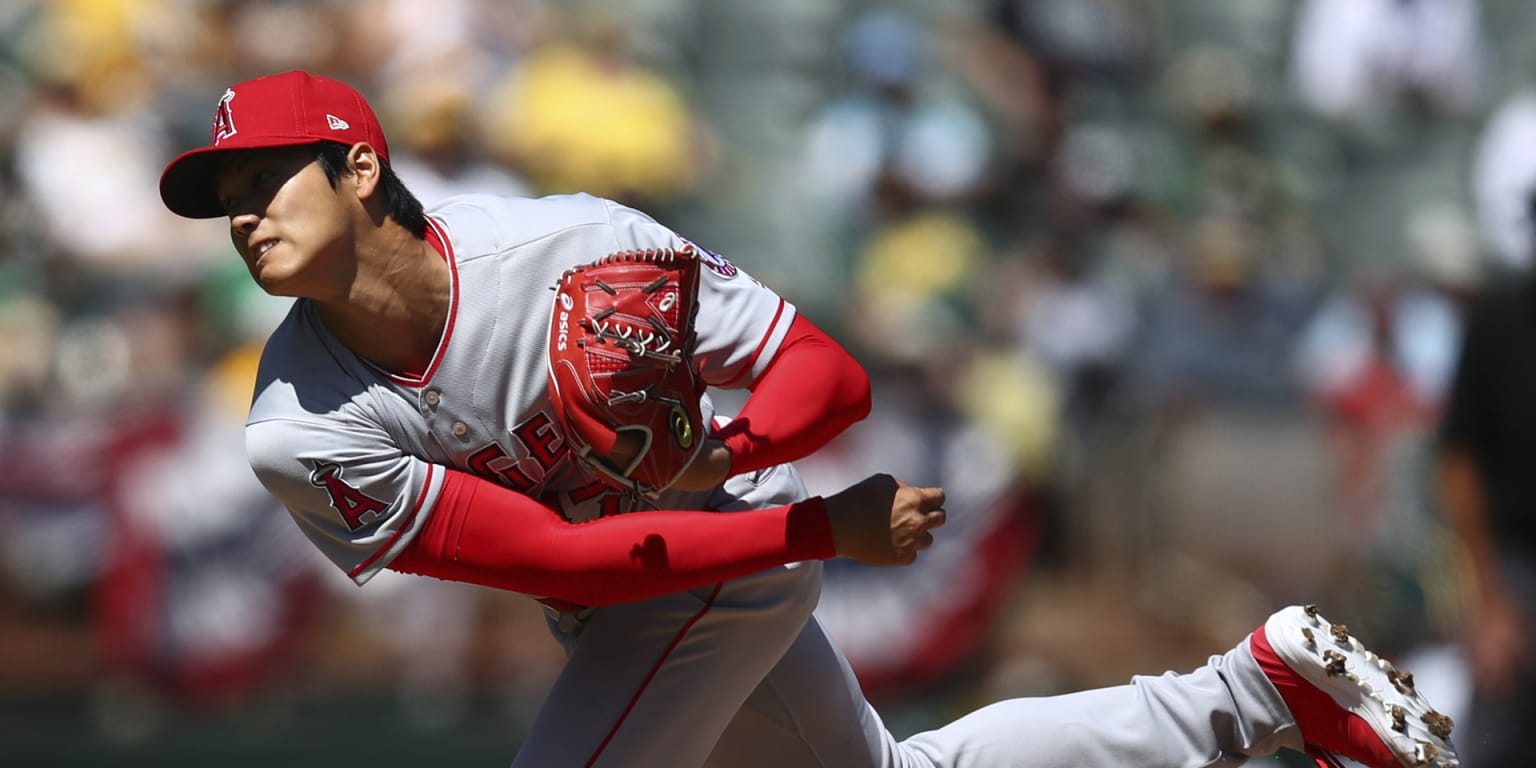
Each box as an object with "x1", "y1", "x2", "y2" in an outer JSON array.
[
  {"x1": 326, "y1": 114, "x2": 350, "y2": 130},
  {"x1": 212, "y1": 89, "x2": 237, "y2": 144}
]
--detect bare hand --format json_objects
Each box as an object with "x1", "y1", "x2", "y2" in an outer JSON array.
[
  {"x1": 824, "y1": 474, "x2": 947, "y2": 566},
  {"x1": 669, "y1": 438, "x2": 733, "y2": 492}
]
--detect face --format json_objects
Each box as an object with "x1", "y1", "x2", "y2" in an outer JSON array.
[{"x1": 214, "y1": 145, "x2": 355, "y2": 298}]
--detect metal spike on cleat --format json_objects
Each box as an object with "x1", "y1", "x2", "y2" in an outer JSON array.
[
  {"x1": 1322, "y1": 649, "x2": 1348, "y2": 676},
  {"x1": 1413, "y1": 741, "x2": 1435, "y2": 766},
  {"x1": 1421, "y1": 711, "x2": 1454, "y2": 741},
  {"x1": 1330, "y1": 624, "x2": 1351, "y2": 644}
]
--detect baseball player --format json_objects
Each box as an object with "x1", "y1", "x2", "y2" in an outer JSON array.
[{"x1": 159, "y1": 70, "x2": 1459, "y2": 768}]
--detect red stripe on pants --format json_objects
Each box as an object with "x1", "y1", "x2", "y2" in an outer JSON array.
[{"x1": 584, "y1": 582, "x2": 724, "y2": 767}]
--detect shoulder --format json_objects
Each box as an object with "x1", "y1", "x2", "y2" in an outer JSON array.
[
  {"x1": 247, "y1": 303, "x2": 373, "y2": 429},
  {"x1": 427, "y1": 193, "x2": 681, "y2": 261},
  {"x1": 244, "y1": 311, "x2": 396, "y2": 494}
]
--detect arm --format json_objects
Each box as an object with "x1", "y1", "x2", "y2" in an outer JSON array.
[
  {"x1": 675, "y1": 314, "x2": 872, "y2": 489},
  {"x1": 388, "y1": 468, "x2": 944, "y2": 606},
  {"x1": 1438, "y1": 448, "x2": 1500, "y2": 598},
  {"x1": 1436, "y1": 446, "x2": 1535, "y2": 693}
]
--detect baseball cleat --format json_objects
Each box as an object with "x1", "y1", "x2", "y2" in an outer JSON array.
[{"x1": 1251, "y1": 605, "x2": 1458, "y2": 768}]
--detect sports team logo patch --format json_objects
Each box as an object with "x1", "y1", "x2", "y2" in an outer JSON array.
[
  {"x1": 309, "y1": 461, "x2": 387, "y2": 531},
  {"x1": 686, "y1": 240, "x2": 738, "y2": 278},
  {"x1": 212, "y1": 89, "x2": 237, "y2": 144}
]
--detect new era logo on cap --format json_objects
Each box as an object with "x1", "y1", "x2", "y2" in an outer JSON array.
[{"x1": 159, "y1": 70, "x2": 393, "y2": 219}]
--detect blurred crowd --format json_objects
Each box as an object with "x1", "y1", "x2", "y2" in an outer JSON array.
[{"x1": 3, "y1": 0, "x2": 1536, "y2": 763}]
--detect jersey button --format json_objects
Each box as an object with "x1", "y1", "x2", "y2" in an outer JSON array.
[
  {"x1": 451, "y1": 421, "x2": 468, "y2": 436},
  {"x1": 425, "y1": 390, "x2": 441, "y2": 407}
]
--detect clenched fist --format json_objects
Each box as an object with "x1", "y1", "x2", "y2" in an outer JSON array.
[{"x1": 824, "y1": 474, "x2": 947, "y2": 566}]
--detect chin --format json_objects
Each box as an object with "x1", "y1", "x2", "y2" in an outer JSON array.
[{"x1": 253, "y1": 266, "x2": 300, "y2": 298}]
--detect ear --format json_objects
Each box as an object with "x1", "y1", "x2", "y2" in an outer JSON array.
[{"x1": 346, "y1": 143, "x2": 384, "y2": 201}]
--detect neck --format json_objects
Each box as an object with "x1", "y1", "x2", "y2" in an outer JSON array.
[{"x1": 313, "y1": 222, "x2": 450, "y2": 376}]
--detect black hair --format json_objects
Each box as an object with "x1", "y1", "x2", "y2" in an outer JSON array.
[{"x1": 314, "y1": 141, "x2": 428, "y2": 238}]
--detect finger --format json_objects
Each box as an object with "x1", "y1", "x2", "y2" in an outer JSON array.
[
  {"x1": 915, "y1": 530, "x2": 935, "y2": 550},
  {"x1": 924, "y1": 508, "x2": 948, "y2": 529},
  {"x1": 918, "y1": 486, "x2": 946, "y2": 509}
]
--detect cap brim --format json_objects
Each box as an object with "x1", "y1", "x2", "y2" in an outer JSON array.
[
  {"x1": 158, "y1": 136, "x2": 327, "y2": 219},
  {"x1": 159, "y1": 147, "x2": 229, "y2": 219}
]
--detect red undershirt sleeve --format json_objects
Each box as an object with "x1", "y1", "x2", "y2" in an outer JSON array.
[
  {"x1": 387, "y1": 469, "x2": 835, "y2": 606},
  {"x1": 714, "y1": 313, "x2": 872, "y2": 474}
]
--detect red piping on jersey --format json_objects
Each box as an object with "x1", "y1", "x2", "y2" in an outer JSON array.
[
  {"x1": 348, "y1": 463, "x2": 435, "y2": 580},
  {"x1": 716, "y1": 298, "x2": 786, "y2": 389},
  {"x1": 584, "y1": 582, "x2": 722, "y2": 768},
  {"x1": 380, "y1": 216, "x2": 459, "y2": 386}
]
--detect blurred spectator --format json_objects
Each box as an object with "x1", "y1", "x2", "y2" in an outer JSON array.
[
  {"x1": 381, "y1": 78, "x2": 532, "y2": 205},
  {"x1": 12, "y1": 64, "x2": 192, "y2": 269},
  {"x1": 1128, "y1": 213, "x2": 1314, "y2": 415},
  {"x1": 938, "y1": 5, "x2": 1054, "y2": 173},
  {"x1": 1290, "y1": 0, "x2": 1485, "y2": 300},
  {"x1": 1294, "y1": 203, "x2": 1479, "y2": 545},
  {"x1": 989, "y1": 226, "x2": 1134, "y2": 449},
  {"x1": 347, "y1": 0, "x2": 540, "y2": 85},
  {"x1": 483, "y1": 6, "x2": 708, "y2": 208},
  {"x1": 802, "y1": 7, "x2": 996, "y2": 247},
  {"x1": 982, "y1": 0, "x2": 1148, "y2": 105},
  {"x1": 0, "y1": 296, "x2": 319, "y2": 739},
  {"x1": 0, "y1": 294, "x2": 57, "y2": 413},
  {"x1": 848, "y1": 205, "x2": 989, "y2": 346},
  {"x1": 217, "y1": 0, "x2": 351, "y2": 77},
  {"x1": 1291, "y1": 0, "x2": 1483, "y2": 125},
  {"x1": 1472, "y1": 88, "x2": 1536, "y2": 270}
]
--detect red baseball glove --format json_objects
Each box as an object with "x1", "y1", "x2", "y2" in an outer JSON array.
[{"x1": 547, "y1": 247, "x2": 706, "y2": 498}]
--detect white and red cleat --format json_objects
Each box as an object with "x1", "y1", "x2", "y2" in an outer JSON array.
[{"x1": 1251, "y1": 605, "x2": 1458, "y2": 768}]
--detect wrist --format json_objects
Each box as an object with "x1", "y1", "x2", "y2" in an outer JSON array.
[
  {"x1": 668, "y1": 438, "x2": 734, "y2": 491},
  {"x1": 785, "y1": 497, "x2": 835, "y2": 559},
  {"x1": 714, "y1": 440, "x2": 734, "y2": 480}
]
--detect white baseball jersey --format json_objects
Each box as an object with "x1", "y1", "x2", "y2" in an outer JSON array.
[
  {"x1": 234, "y1": 194, "x2": 1390, "y2": 768},
  {"x1": 244, "y1": 193, "x2": 797, "y2": 586}
]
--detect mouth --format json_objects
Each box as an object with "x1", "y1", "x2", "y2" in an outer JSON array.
[{"x1": 250, "y1": 239, "x2": 278, "y2": 264}]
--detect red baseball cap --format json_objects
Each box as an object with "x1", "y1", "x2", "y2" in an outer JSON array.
[{"x1": 159, "y1": 70, "x2": 391, "y2": 219}]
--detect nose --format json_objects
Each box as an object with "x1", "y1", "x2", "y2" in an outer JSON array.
[{"x1": 231, "y1": 211, "x2": 259, "y2": 238}]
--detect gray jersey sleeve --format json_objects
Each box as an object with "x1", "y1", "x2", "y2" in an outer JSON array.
[
  {"x1": 246, "y1": 415, "x2": 443, "y2": 586},
  {"x1": 244, "y1": 309, "x2": 445, "y2": 586}
]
